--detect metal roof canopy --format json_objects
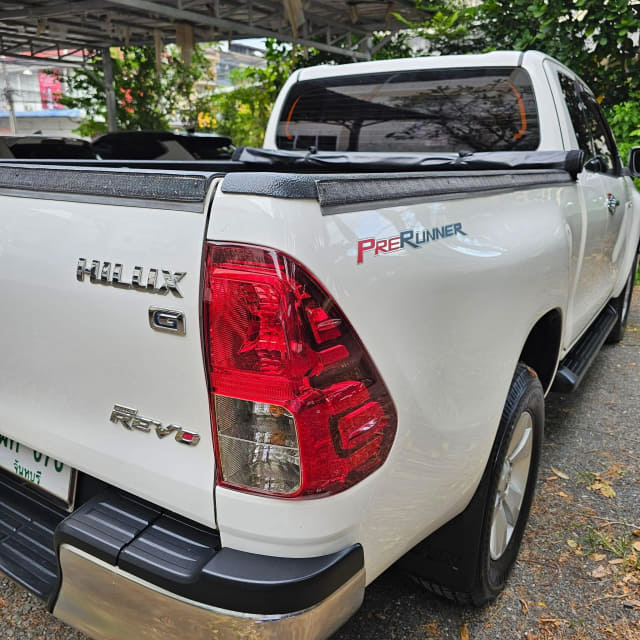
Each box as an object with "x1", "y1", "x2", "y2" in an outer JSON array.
[{"x1": 0, "y1": 0, "x2": 424, "y2": 63}]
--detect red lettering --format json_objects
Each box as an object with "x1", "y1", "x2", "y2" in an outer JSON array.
[
  {"x1": 388, "y1": 236, "x2": 401, "y2": 251},
  {"x1": 357, "y1": 238, "x2": 375, "y2": 264},
  {"x1": 375, "y1": 239, "x2": 388, "y2": 255}
]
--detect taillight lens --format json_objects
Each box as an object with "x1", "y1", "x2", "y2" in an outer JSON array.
[{"x1": 203, "y1": 243, "x2": 397, "y2": 497}]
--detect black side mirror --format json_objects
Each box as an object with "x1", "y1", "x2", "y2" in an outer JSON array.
[
  {"x1": 628, "y1": 147, "x2": 640, "y2": 177},
  {"x1": 584, "y1": 155, "x2": 608, "y2": 173}
]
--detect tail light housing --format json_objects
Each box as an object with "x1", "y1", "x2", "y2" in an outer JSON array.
[{"x1": 203, "y1": 243, "x2": 397, "y2": 497}]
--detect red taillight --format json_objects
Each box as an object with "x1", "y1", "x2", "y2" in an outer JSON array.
[{"x1": 203, "y1": 243, "x2": 397, "y2": 497}]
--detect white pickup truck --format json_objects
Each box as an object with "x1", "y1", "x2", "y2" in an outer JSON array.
[{"x1": 1, "y1": 51, "x2": 639, "y2": 640}]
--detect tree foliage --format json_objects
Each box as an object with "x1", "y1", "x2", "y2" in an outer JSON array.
[
  {"x1": 201, "y1": 40, "x2": 294, "y2": 147},
  {"x1": 60, "y1": 45, "x2": 212, "y2": 137},
  {"x1": 473, "y1": 0, "x2": 640, "y2": 168},
  {"x1": 477, "y1": 0, "x2": 640, "y2": 109}
]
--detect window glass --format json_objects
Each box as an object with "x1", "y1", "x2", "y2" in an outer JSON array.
[
  {"x1": 558, "y1": 73, "x2": 617, "y2": 173},
  {"x1": 582, "y1": 93, "x2": 615, "y2": 172},
  {"x1": 277, "y1": 67, "x2": 540, "y2": 153},
  {"x1": 558, "y1": 73, "x2": 591, "y2": 158}
]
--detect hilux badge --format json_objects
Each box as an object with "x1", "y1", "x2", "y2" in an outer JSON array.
[{"x1": 77, "y1": 259, "x2": 186, "y2": 298}]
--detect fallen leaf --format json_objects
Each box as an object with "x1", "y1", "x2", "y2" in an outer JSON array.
[
  {"x1": 590, "y1": 553, "x2": 607, "y2": 562},
  {"x1": 460, "y1": 623, "x2": 470, "y2": 640},
  {"x1": 520, "y1": 598, "x2": 529, "y2": 615},
  {"x1": 633, "y1": 541, "x2": 640, "y2": 553},
  {"x1": 589, "y1": 476, "x2": 616, "y2": 499},
  {"x1": 421, "y1": 621, "x2": 439, "y2": 636},
  {"x1": 608, "y1": 558, "x2": 624, "y2": 565},
  {"x1": 551, "y1": 466, "x2": 570, "y2": 479},
  {"x1": 591, "y1": 565, "x2": 612, "y2": 579},
  {"x1": 538, "y1": 601, "x2": 547, "y2": 607},
  {"x1": 566, "y1": 539, "x2": 582, "y2": 554},
  {"x1": 632, "y1": 529, "x2": 640, "y2": 537},
  {"x1": 556, "y1": 491, "x2": 570, "y2": 498}
]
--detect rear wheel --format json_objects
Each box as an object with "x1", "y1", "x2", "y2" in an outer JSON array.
[
  {"x1": 607, "y1": 252, "x2": 639, "y2": 344},
  {"x1": 475, "y1": 364, "x2": 543, "y2": 603},
  {"x1": 406, "y1": 364, "x2": 544, "y2": 605}
]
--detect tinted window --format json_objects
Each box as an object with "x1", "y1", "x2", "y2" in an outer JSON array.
[
  {"x1": 558, "y1": 73, "x2": 618, "y2": 173},
  {"x1": 9, "y1": 140, "x2": 96, "y2": 159},
  {"x1": 277, "y1": 67, "x2": 540, "y2": 153}
]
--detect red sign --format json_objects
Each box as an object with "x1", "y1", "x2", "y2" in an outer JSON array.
[{"x1": 38, "y1": 71, "x2": 63, "y2": 109}]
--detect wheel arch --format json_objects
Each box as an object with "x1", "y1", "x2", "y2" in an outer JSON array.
[{"x1": 518, "y1": 308, "x2": 563, "y2": 394}]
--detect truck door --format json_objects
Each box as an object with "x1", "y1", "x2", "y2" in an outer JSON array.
[{"x1": 550, "y1": 67, "x2": 626, "y2": 343}]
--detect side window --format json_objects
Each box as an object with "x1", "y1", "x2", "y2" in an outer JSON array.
[
  {"x1": 558, "y1": 72, "x2": 618, "y2": 174},
  {"x1": 582, "y1": 92, "x2": 618, "y2": 174},
  {"x1": 558, "y1": 73, "x2": 591, "y2": 159}
]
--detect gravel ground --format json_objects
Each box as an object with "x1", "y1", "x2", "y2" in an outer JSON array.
[{"x1": 2, "y1": 292, "x2": 640, "y2": 640}]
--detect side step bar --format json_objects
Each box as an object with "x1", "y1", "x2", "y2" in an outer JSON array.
[{"x1": 552, "y1": 304, "x2": 617, "y2": 393}]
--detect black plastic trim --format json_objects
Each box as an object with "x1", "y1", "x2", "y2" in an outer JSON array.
[
  {"x1": 53, "y1": 491, "x2": 363, "y2": 615},
  {"x1": 222, "y1": 170, "x2": 319, "y2": 199},
  {"x1": 197, "y1": 545, "x2": 363, "y2": 614},
  {"x1": 315, "y1": 169, "x2": 572, "y2": 213},
  {"x1": 0, "y1": 470, "x2": 67, "y2": 600},
  {"x1": 0, "y1": 163, "x2": 216, "y2": 203},
  {"x1": 221, "y1": 168, "x2": 573, "y2": 211},
  {"x1": 54, "y1": 491, "x2": 161, "y2": 566},
  {"x1": 552, "y1": 304, "x2": 618, "y2": 392}
]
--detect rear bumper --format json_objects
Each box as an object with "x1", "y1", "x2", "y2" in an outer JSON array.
[
  {"x1": 0, "y1": 474, "x2": 365, "y2": 640},
  {"x1": 54, "y1": 545, "x2": 365, "y2": 640}
]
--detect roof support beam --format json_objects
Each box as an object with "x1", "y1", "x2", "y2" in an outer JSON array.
[
  {"x1": 103, "y1": 0, "x2": 370, "y2": 59},
  {"x1": 0, "y1": 0, "x2": 108, "y2": 21}
]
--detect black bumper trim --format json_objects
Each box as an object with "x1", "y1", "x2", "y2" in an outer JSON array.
[
  {"x1": 0, "y1": 471, "x2": 66, "y2": 600},
  {"x1": 54, "y1": 492, "x2": 364, "y2": 615}
]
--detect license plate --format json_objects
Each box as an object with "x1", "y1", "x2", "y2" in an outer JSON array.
[{"x1": 0, "y1": 434, "x2": 77, "y2": 509}]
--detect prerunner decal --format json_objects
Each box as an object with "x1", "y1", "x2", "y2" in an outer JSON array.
[{"x1": 357, "y1": 223, "x2": 467, "y2": 264}]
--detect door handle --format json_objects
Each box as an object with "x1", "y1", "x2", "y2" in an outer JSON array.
[{"x1": 606, "y1": 193, "x2": 620, "y2": 214}]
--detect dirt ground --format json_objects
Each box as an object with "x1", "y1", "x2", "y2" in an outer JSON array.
[{"x1": 1, "y1": 292, "x2": 640, "y2": 640}]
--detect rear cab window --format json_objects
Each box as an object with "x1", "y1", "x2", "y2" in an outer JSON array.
[{"x1": 276, "y1": 67, "x2": 540, "y2": 153}]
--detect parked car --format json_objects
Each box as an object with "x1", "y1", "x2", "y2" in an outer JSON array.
[
  {"x1": 0, "y1": 135, "x2": 96, "y2": 159},
  {"x1": 92, "y1": 130, "x2": 234, "y2": 160}
]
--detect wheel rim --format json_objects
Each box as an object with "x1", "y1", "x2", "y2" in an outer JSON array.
[{"x1": 489, "y1": 411, "x2": 533, "y2": 561}]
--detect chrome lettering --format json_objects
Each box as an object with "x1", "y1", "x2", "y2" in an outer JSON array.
[
  {"x1": 77, "y1": 259, "x2": 186, "y2": 297},
  {"x1": 109, "y1": 405, "x2": 200, "y2": 447}
]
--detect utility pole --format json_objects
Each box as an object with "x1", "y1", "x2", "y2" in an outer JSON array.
[
  {"x1": 102, "y1": 48, "x2": 117, "y2": 133},
  {"x1": 1, "y1": 56, "x2": 17, "y2": 134}
]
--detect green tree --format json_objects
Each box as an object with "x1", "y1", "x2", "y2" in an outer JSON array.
[
  {"x1": 60, "y1": 44, "x2": 212, "y2": 137},
  {"x1": 476, "y1": 0, "x2": 640, "y2": 109},
  {"x1": 202, "y1": 40, "x2": 294, "y2": 147}
]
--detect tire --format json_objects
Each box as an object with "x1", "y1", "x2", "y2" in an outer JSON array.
[
  {"x1": 471, "y1": 363, "x2": 544, "y2": 603},
  {"x1": 607, "y1": 252, "x2": 639, "y2": 344},
  {"x1": 405, "y1": 363, "x2": 544, "y2": 606}
]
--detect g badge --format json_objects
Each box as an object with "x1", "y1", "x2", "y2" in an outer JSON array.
[{"x1": 149, "y1": 307, "x2": 186, "y2": 335}]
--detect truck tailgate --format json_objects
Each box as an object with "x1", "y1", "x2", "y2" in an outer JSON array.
[{"x1": 0, "y1": 168, "x2": 218, "y2": 526}]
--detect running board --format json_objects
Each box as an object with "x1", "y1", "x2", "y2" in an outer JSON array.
[{"x1": 552, "y1": 305, "x2": 617, "y2": 393}]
